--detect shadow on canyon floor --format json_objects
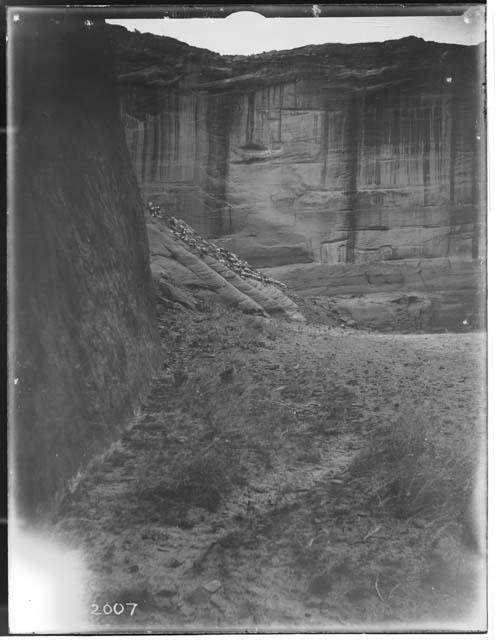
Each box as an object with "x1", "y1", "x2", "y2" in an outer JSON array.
[{"x1": 53, "y1": 299, "x2": 486, "y2": 632}]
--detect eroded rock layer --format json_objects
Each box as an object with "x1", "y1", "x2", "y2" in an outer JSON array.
[{"x1": 147, "y1": 214, "x2": 304, "y2": 321}]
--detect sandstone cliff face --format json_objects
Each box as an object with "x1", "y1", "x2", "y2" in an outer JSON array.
[
  {"x1": 111, "y1": 28, "x2": 484, "y2": 263},
  {"x1": 110, "y1": 27, "x2": 485, "y2": 329},
  {"x1": 10, "y1": 15, "x2": 159, "y2": 518}
]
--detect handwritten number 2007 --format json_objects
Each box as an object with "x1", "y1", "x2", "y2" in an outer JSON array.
[{"x1": 91, "y1": 602, "x2": 138, "y2": 616}]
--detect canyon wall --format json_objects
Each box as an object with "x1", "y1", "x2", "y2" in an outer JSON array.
[
  {"x1": 10, "y1": 15, "x2": 160, "y2": 519},
  {"x1": 110, "y1": 27, "x2": 486, "y2": 329}
]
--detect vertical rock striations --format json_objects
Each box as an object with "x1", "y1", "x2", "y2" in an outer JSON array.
[
  {"x1": 10, "y1": 14, "x2": 160, "y2": 519},
  {"x1": 110, "y1": 27, "x2": 485, "y2": 328}
]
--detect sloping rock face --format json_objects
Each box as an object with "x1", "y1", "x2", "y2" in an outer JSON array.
[
  {"x1": 10, "y1": 15, "x2": 160, "y2": 519},
  {"x1": 147, "y1": 213, "x2": 303, "y2": 321},
  {"x1": 109, "y1": 26, "x2": 485, "y2": 330}
]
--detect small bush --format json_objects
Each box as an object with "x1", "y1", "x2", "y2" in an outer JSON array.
[
  {"x1": 350, "y1": 407, "x2": 476, "y2": 521},
  {"x1": 164, "y1": 451, "x2": 232, "y2": 511},
  {"x1": 135, "y1": 445, "x2": 245, "y2": 513}
]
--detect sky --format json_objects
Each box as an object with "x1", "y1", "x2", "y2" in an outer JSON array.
[{"x1": 106, "y1": 7, "x2": 485, "y2": 56}]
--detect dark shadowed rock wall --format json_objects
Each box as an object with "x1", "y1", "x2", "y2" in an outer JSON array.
[
  {"x1": 110, "y1": 27, "x2": 485, "y2": 330},
  {"x1": 10, "y1": 14, "x2": 160, "y2": 519}
]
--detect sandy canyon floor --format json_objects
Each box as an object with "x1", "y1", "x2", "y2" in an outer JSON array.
[{"x1": 52, "y1": 303, "x2": 486, "y2": 632}]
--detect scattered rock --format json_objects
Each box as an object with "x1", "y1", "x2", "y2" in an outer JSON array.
[
  {"x1": 203, "y1": 579, "x2": 222, "y2": 593},
  {"x1": 186, "y1": 586, "x2": 211, "y2": 605},
  {"x1": 156, "y1": 585, "x2": 178, "y2": 598},
  {"x1": 219, "y1": 365, "x2": 235, "y2": 381},
  {"x1": 411, "y1": 518, "x2": 428, "y2": 529},
  {"x1": 169, "y1": 558, "x2": 184, "y2": 568}
]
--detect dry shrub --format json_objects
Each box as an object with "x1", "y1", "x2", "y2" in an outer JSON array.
[
  {"x1": 350, "y1": 406, "x2": 476, "y2": 521},
  {"x1": 160, "y1": 449, "x2": 236, "y2": 512},
  {"x1": 385, "y1": 450, "x2": 472, "y2": 519},
  {"x1": 134, "y1": 437, "x2": 245, "y2": 513}
]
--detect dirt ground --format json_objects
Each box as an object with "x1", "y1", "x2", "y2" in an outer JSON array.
[{"x1": 52, "y1": 304, "x2": 486, "y2": 633}]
